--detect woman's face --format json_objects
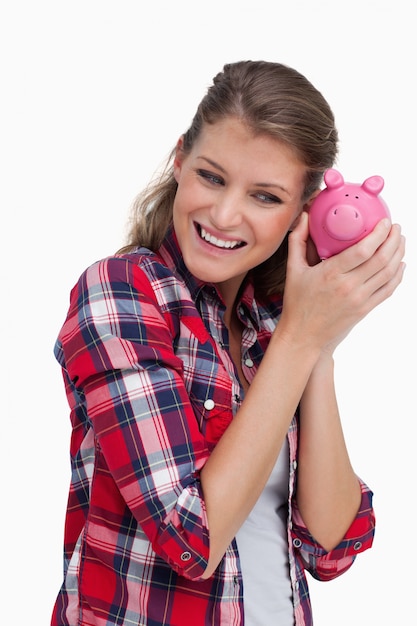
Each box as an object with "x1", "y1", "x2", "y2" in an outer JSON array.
[{"x1": 173, "y1": 117, "x2": 308, "y2": 303}]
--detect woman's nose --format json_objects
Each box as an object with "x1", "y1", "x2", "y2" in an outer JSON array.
[{"x1": 209, "y1": 192, "x2": 243, "y2": 229}]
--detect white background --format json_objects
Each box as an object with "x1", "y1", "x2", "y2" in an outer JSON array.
[{"x1": 1, "y1": 1, "x2": 415, "y2": 624}]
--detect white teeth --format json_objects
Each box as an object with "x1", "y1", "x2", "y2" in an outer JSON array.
[{"x1": 200, "y1": 227, "x2": 242, "y2": 249}]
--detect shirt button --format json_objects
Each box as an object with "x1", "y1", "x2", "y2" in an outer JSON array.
[
  {"x1": 204, "y1": 399, "x2": 215, "y2": 411},
  {"x1": 293, "y1": 538, "x2": 302, "y2": 548},
  {"x1": 292, "y1": 460, "x2": 297, "y2": 471},
  {"x1": 244, "y1": 358, "x2": 254, "y2": 367},
  {"x1": 180, "y1": 551, "x2": 192, "y2": 561},
  {"x1": 353, "y1": 541, "x2": 362, "y2": 551}
]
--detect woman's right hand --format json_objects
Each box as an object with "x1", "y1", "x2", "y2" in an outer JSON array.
[{"x1": 278, "y1": 211, "x2": 406, "y2": 356}]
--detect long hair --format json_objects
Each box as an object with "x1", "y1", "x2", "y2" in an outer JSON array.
[{"x1": 119, "y1": 60, "x2": 338, "y2": 296}]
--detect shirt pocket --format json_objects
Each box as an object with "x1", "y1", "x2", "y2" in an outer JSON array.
[
  {"x1": 189, "y1": 383, "x2": 234, "y2": 448},
  {"x1": 182, "y1": 356, "x2": 233, "y2": 449},
  {"x1": 176, "y1": 316, "x2": 234, "y2": 448}
]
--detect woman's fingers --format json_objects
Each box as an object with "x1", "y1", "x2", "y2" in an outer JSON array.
[
  {"x1": 330, "y1": 218, "x2": 392, "y2": 274},
  {"x1": 328, "y1": 221, "x2": 406, "y2": 323},
  {"x1": 362, "y1": 226, "x2": 406, "y2": 306},
  {"x1": 346, "y1": 223, "x2": 405, "y2": 295}
]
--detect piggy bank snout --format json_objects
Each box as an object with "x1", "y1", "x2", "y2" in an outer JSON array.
[{"x1": 324, "y1": 203, "x2": 365, "y2": 241}]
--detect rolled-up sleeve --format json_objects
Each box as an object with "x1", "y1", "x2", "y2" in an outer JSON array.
[
  {"x1": 58, "y1": 256, "x2": 212, "y2": 579},
  {"x1": 290, "y1": 478, "x2": 375, "y2": 581}
]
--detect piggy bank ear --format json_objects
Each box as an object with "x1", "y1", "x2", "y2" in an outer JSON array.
[
  {"x1": 323, "y1": 168, "x2": 344, "y2": 190},
  {"x1": 362, "y1": 175, "x2": 384, "y2": 196}
]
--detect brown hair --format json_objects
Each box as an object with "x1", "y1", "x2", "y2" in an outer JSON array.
[{"x1": 119, "y1": 60, "x2": 338, "y2": 295}]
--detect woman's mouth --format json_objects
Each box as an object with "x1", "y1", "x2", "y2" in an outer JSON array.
[{"x1": 197, "y1": 224, "x2": 246, "y2": 250}]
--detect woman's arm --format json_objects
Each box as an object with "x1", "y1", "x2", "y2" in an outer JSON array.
[
  {"x1": 200, "y1": 213, "x2": 405, "y2": 578},
  {"x1": 200, "y1": 326, "x2": 322, "y2": 578},
  {"x1": 296, "y1": 354, "x2": 361, "y2": 551}
]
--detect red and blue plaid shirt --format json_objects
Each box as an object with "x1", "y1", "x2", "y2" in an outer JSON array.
[{"x1": 51, "y1": 228, "x2": 375, "y2": 626}]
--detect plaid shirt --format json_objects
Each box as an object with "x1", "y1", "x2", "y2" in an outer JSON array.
[{"x1": 51, "y1": 228, "x2": 375, "y2": 626}]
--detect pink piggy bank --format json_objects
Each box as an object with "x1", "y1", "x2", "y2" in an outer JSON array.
[{"x1": 308, "y1": 168, "x2": 391, "y2": 259}]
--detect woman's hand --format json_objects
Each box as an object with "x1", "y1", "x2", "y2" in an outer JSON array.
[{"x1": 279, "y1": 211, "x2": 406, "y2": 355}]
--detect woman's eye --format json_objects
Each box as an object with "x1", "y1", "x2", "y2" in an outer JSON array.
[
  {"x1": 254, "y1": 192, "x2": 282, "y2": 205},
  {"x1": 197, "y1": 169, "x2": 224, "y2": 186}
]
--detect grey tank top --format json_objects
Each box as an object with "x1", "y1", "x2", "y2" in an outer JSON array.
[{"x1": 235, "y1": 437, "x2": 294, "y2": 625}]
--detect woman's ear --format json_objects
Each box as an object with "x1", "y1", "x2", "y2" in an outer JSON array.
[
  {"x1": 303, "y1": 189, "x2": 322, "y2": 265},
  {"x1": 173, "y1": 136, "x2": 185, "y2": 182},
  {"x1": 289, "y1": 189, "x2": 322, "y2": 230},
  {"x1": 288, "y1": 211, "x2": 304, "y2": 232},
  {"x1": 304, "y1": 188, "x2": 321, "y2": 212}
]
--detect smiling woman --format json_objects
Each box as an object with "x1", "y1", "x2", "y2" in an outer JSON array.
[
  {"x1": 51, "y1": 60, "x2": 405, "y2": 626},
  {"x1": 171, "y1": 118, "x2": 307, "y2": 305},
  {"x1": 121, "y1": 61, "x2": 340, "y2": 297}
]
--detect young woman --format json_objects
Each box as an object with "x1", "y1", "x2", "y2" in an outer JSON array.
[{"x1": 51, "y1": 60, "x2": 405, "y2": 626}]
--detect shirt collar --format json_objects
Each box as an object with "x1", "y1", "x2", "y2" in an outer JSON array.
[{"x1": 158, "y1": 226, "x2": 263, "y2": 331}]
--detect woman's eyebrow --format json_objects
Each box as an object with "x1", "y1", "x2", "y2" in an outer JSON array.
[
  {"x1": 197, "y1": 156, "x2": 227, "y2": 173},
  {"x1": 254, "y1": 182, "x2": 289, "y2": 194}
]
